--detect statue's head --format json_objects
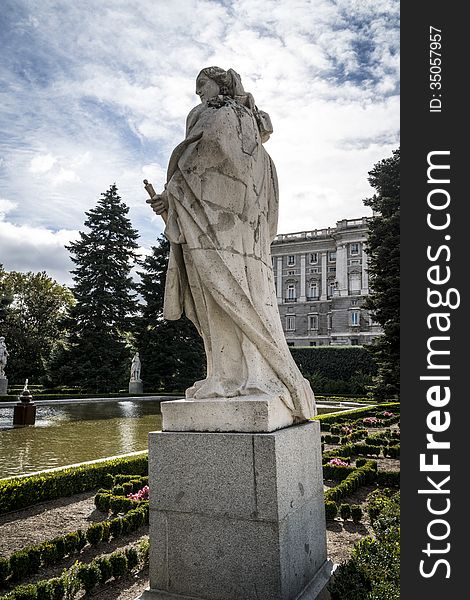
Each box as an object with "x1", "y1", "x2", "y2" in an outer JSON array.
[{"x1": 196, "y1": 67, "x2": 245, "y2": 102}]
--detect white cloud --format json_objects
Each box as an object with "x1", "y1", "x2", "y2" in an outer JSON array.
[
  {"x1": 0, "y1": 198, "x2": 17, "y2": 220},
  {"x1": 0, "y1": 0, "x2": 399, "y2": 283},
  {"x1": 29, "y1": 153, "x2": 57, "y2": 174}
]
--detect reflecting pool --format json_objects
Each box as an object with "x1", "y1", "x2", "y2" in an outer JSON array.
[{"x1": 0, "y1": 400, "x2": 163, "y2": 478}]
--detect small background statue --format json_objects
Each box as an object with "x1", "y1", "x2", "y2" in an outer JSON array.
[
  {"x1": 0, "y1": 336, "x2": 9, "y2": 378},
  {"x1": 130, "y1": 352, "x2": 142, "y2": 382}
]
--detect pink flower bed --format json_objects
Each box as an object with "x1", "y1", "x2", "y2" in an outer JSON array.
[
  {"x1": 327, "y1": 458, "x2": 349, "y2": 467},
  {"x1": 127, "y1": 485, "x2": 149, "y2": 501}
]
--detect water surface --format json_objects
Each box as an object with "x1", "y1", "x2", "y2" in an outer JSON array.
[{"x1": 0, "y1": 401, "x2": 162, "y2": 478}]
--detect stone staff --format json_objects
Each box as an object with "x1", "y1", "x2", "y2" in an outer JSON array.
[{"x1": 143, "y1": 179, "x2": 168, "y2": 223}]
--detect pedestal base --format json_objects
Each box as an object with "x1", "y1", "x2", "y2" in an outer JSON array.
[
  {"x1": 129, "y1": 380, "x2": 143, "y2": 394},
  {"x1": 0, "y1": 377, "x2": 7, "y2": 396},
  {"x1": 161, "y1": 394, "x2": 295, "y2": 433},
  {"x1": 13, "y1": 402, "x2": 36, "y2": 426},
  {"x1": 140, "y1": 422, "x2": 328, "y2": 600}
]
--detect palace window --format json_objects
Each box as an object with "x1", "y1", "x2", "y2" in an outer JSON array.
[
  {"x1": 350, "y1": 243, "x2": 360, "y2": 255},
  {"x1": 308, "y1": 282, "x2": 318, "y2": 299},
  {"x1": 329, "y1": 251, "x2": 336, "y2": 262},
  {"x1": 308, "y1": 314, "x2": 319, "y2": 330},
  {"x1": 350, "y1": 310, "x2": 360, "y2": 326},
  {"x1": 349, "y1": 273, "x2": 361, "y2": 293},
  {"x1": 286, "y1": 315, "x2": 296, "y2": 331},
  {"x1": 287, "y1": 255, "x2": 295, "y2": 266},
  {"x1": 309, "y1": 252, "x2": 318, "y2": 264},
  {"x1": 287, "y1": 284, "x2": 296, "y2": 300}
]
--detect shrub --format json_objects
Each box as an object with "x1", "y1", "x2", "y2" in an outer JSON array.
[
  {"x1": 41, "y1": 543, "x2": 59, "y2": 568},
  {"x1": 95, "y1": 556, "x2": 113, "y2": 584},
  {"x1": 139, "y1": 538, "x2": 150, "y2": 563},
  {"x1": 77, "y1": 562, "x2": 101, "y2": 593},
  {"x1": 86, "y1": 522, "x2": 103, "y2": 546},
  {"x1": 122, "y1": 482, "x2": 133, "y2": 496},
  {"x1": 339, "y1": 503, "x2": 351, "y2": 520},
  {"x1": 377, "y1": 471, "x2": 400, "y2": 487},
  {"x1": 325, "y1": 500, "x2": 338, "y2": 521},
  {"x1": 111, "y1": 485, "x2": 125, "y2": 496},
  {"x1": 63, "y1": 532, "x2": 80, "y2": 556},
  {"x1": 109, "y1": 517, "x2": 123, "y2": 538},
  {"x1": 101, "y1": 521, "x2": 111, "y2": 543},
  {"x1": 102, "y1": 473, "x2": 114, "y2": 489},
  {"x1": 110, "y1": 553, "x2": 128, "y2": 578},
  {"x1": 48, "y1": 577, "x2": 65, "y2": 600},
  {"x1": 351, "y1": 505, "x2": 363, "y2": 523},
  {"x1": 36, "y1": 580, "x2": 53, "y2": 600},
  {"x1": 368, "y1": 488, "x2": 396, "y2": 523},
  {"x1": 329, "y1": 560, "x2": 372, "y2": 599},
  {"x1": 0, "y1": 556, "x2": 11, "y2": 585},
  {"x1": 384, "y1": 445, "x2": 400, "y2": 459},
  {"x1": 36, "y1": 578, "x2": 65, "y2": 600},
  {"x1": 0, "y1": 453, "x2": 148, "y2": 515},
  {"x1": 125, "y1": 547, "x2": 139, "y2": 570},
  {"x1": 76, "y1": 530, "x2": 87, "y2": 551},
  {"x1": 10, "y1": 551, "x2": 31, "y2": 581},
  {"x1": 322, "y1": 464, "x2": 354, "y2": 481},
  {"x1": 51, "y1": 538, "x2": 65, "y2": 561},
  {"x1": 10, "y1": 584, "x2": 38, "y2": 599},
  {"x1": 94, "y1": 492, "x2": 111, "y2": 512}
]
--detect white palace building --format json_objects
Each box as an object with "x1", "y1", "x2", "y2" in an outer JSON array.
[{"x1": 271, "y1": 217, "x2": 382, "y2": 347}]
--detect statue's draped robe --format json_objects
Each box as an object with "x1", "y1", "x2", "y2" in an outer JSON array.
[{"x1": 163, "y1": 99, "x2": 315, "y2": 420}]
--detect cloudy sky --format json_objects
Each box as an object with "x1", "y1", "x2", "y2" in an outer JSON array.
[{"x1": 0, "y1": 0, "x2": 399, "y2": 285}]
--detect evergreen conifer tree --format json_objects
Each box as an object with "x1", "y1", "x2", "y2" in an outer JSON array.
[
  {"x1": 136, "y1": 235, "x2": 205, "y2": 392},
  {"x1": 363, "y1": 148, "x2": 400, "y2": 400},
  {"x1": 55, "y1": 184, "x2": 139, "y2": 392}
]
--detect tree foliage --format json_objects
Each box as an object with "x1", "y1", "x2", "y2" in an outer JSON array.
[
  {"x1": 135, "y1": 235, "x2": 205, "y2": 392},
  {"x1": 50, "y1": 184, "x2": 139, "y2": 392},
  {"x1": 363, "y1": 148, "x2": 400, "y2": 400},
  {"x1": 0, "y1": 269, "x2": 74, "y2": 384}
]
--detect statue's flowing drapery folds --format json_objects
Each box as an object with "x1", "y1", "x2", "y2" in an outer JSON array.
[{"x1": 161, "y1": 84, "x2": 315, "y2": 421}]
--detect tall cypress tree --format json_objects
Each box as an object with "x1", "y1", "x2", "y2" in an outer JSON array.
[
  {"x1": 136, "y1": 235, "x2": 205, "y2": 392},
  {"x1": 363, "y1": 148, "x2": 400, "y2": 400},
  {"x1": 55, "y1": 184, "x2": 139, "y2": 392}
]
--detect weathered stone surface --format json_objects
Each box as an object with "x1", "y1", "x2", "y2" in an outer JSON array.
[
  {"x1": 129, "y1": 380, "x2": 143, "y2": 394},
  {"x1": 0, "y1": 377, "x2": 7, "y2": 396},
  {"x1": 139, "y1": 421, "x2": 328, "y2": 600},
  {"x1": 161, "y1": 395, "x2": 294, "y2": 433},
  {"x1": 146, "y1": 66, "x2": 316, "y2": 426}
]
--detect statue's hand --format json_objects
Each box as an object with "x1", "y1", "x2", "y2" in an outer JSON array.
[{"x1": 146, "y1": 191, "x2": 168, "y2": 215}]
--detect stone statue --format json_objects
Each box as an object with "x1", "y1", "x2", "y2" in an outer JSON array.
[
  {"x1": 0, "y1": 336, "x2": 9, "y2": 378},
  {"x1": 146, "y1": 66, "x2": 315, "y2": 422},
  {"x1": 130, "y1": 352, "x2": 141, "y2": 382}
]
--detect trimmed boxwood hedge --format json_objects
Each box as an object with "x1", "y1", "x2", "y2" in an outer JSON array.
[
  {"x1": 315, "y1": 402, "x2": 400, "y2": 425},
  {"x1": 291, "y1": 346, "x2": 377, "y2": 381},
  {"x1": 0, "y1": 453, "x2": 148, "y2": 515},
  {"x1": 1, "y1": 504, "x2": 149, "y2": 589}
]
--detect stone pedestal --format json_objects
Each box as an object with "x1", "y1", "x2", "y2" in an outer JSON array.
[
  {"x1": 139, "y1": 421, "x2": 332, "y2": 600},
  {"x1": 13, "y1": 402, "x2": 36, "y2": 426},
  {"x1": 161, "y1": 394, "x2": 296, "y2": 433},
  {"x1": 0, "y1": 377, "x2": 7, "y2": 396},
  {"x1": 129, "y1": 380, "x2": 143, "y2": 394}
]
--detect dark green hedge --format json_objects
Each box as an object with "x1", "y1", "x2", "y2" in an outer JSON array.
[
  {"x1": 0, "y1": 453, "x2": 148, "y2": 515},
  {"x1": 291, "y1": 346, "x2": 377, "y2": 380}
]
